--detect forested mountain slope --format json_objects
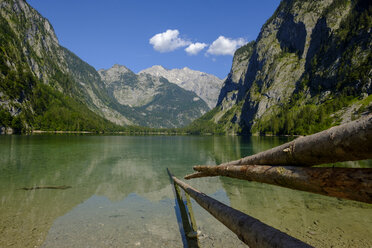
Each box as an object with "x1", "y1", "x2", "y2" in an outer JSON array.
[{"x1": 0, "y1": 0, "x2": 131, "y2": 132}]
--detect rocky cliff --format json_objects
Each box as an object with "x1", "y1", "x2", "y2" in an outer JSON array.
[
  {"x1": 99, "y1": 65, "x2": 209, "y2": 128},
  {"x1": 190, "y1": 0, "x2": 371, "y2": 135},
  {"x1": 140, "y1": 65, "x2": 224, "y2": 108}
]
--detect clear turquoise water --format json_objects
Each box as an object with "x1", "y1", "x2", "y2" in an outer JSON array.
[{"x1": 0, "y1": 135, "x2": 371, "y2": 247}]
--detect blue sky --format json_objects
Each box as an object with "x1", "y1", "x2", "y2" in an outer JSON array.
[{"x1": 27, "y1": 0, "x2": 280, "y2": 78}]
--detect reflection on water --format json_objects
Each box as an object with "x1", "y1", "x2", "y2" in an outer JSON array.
[{"x1": 0, "y1": 135, "x2": 371, "y2": 247}]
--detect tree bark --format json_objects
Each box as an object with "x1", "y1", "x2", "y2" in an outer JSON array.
[
  {"x1": 185, "y1": 165, "x2": 372, "y2": 204},
  {"x1": 219, "y1": 115, "x2": 372, "y2": 167},
  {"x1": 170, "y1": 173, "x2": 313, "y2": 248}
]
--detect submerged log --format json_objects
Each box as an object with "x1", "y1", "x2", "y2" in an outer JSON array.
[
  {"x1": 167, "y1": 168, "x2": 200, "y2": 247},
  {"x1": 185, "y1": 165, "x2": 372, "y2": 204},
  {"x1": 173, "y1": 183, "x2": 200, "y2": 247},
  {"x1": 19, "y1": 185, "x2": 72, "y2": 190},
  {"x1": 219, "y1": 115, "x2": 372, "y2": 167},
  {"x1": 170, "y1": 173, "x2": 313, "y2": 248}
]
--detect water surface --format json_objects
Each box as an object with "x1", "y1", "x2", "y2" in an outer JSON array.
[{"x1": 0, "y1": 135, "x2": 371, "y2": 247}]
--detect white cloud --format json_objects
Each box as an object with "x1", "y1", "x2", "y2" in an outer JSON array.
[
  {"x1": 185, "y1": 42, "x2": 208, "y2": 55},
  {"x1": 149, "y1": 29, "x2": 190, "y2": 53},
  {"x1": 207, "y1": 36, "x2": 247, "y2": 56}
]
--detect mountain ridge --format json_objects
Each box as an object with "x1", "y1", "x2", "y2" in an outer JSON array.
[
  {"x1": 98, "y1": 64, "x2": 210, "y2": 128},
  {"x1": 140, "y1": 65, "x2": 224, "y2": 108}
]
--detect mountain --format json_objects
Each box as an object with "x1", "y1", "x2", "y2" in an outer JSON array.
[
  {"x1": 0, "y1": 0, "x2": 132, "y2": 133},
  {"x1": 98, "y1": 65, "x2": 209, "y2": 128},
  {"x1": 0, "y1": 0, "x2": 210, "y2": 132},
  {"x1": 188, "y1": 0, "x2": 372, "y2": 135},
  {"x1": 139, "y1": 65, "x2": 224, "y2": 108}
]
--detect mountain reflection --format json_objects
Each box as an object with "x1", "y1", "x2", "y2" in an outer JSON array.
[{"x1": 0, "y1": 135, "x2": 251, "y2": 247}]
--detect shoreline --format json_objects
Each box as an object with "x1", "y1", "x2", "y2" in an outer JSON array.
[
  {"x1": 32, "y1": 130, "x2": 94, "y2": 134},
  {"x1": 0, "y1": 129, "x2": 300, "y2": 137},
  {"x1": 30, "y1": 130, "x2": 189, "y2": 135}
]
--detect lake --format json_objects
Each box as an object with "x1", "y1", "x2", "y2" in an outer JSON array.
[{"x1": 0, "y1": 135, "x2": 371, "y2": 248}]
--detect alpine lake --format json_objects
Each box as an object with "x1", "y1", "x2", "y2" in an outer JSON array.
[{"x1": 0, "y1": 135, "x2": 371, "y2": 248}]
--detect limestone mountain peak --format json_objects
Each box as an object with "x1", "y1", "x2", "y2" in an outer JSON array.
[{"x1": 139, "y1": 65, "x2": 224, "y2": 108}]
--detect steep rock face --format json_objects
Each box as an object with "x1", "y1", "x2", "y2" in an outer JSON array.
[
  {"x1": 201, "y1": 0, "x2": 371, "y2": 135},
  {"x1": 139, "y1": 65, "x2": 223, "y2": 108},
  {"x1": 99, "y1": 65, "x2": 210, "y2": 128},
  {"x1": 211, "y1": 41, "x2": 256, "y2": 133}
]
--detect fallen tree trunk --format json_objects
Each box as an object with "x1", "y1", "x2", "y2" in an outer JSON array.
[
  {"x1": 219, "y1": 115, "x2": 372, "y2": 167},
  {"x1": 170, "y1": 173, "x2": 313, "y2": 248},
  {"x1": 185, "y1": 165, "x2": 372, "y2": 204}
]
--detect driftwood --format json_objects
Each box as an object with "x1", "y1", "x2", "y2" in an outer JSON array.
[
  {"x1": 19, "y1": 185, "x2": 72, "y2": 190},
  {"x1": 217, "y1": 115, "x2": 372, "y2": 167},
  {"x1": 185, "y1": 165, "x2": 372, "y2": 204},
  {"x1": 170, "y1": 173, "x2": 313, "y2": 248}
]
